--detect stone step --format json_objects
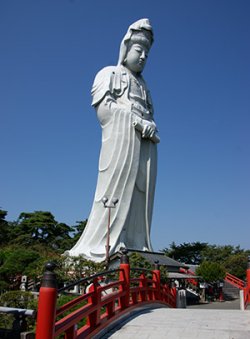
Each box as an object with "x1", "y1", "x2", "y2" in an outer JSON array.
[{"x1": 222, "y1": 280, "x2": 240, "y2": 300}]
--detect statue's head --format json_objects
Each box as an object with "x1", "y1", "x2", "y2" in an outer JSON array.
[{"x1": 118, "y1": 18, "x2": 153, "y2": 74}]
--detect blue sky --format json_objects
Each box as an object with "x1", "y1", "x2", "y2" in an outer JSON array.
[{"x1": 1, "y1": 0, "x2": 249, "y2": 250}]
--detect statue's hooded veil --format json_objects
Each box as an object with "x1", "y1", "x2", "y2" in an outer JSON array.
[{"x1": 118, "y1": 18, "x2": 154, "y2": 65}]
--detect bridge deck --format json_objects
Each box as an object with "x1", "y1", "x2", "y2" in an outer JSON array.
[{"x1": 97, "y1": 304, "x2": 250, "y2": 339}]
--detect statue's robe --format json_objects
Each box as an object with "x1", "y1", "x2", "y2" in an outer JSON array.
[{"x1": 68, "y1": 65, "x2": 158, "y2": 262}]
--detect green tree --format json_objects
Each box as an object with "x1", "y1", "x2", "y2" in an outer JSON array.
[
  {"x1": 129, "y1": 252, "x2": 168, "y2": 283},
  {"x1": 11, "y1": 211, "x2": 74, "y2": 252},
  {"x1": 0, "y1": 243, "x2": 63, "y2": 292},
  {"x1": 162, "y1": 242, "x2": 249, "y2": 280},
  {"x1": 0, "y1": 291, "x2": 37, "y2": 330},
  {"x1": 201, "y1": 245, "x2": 242, "y2": 264},
  {"x1": 0, "y1": 211, "x2": 92, "y2": 291},
  {"x1": 0, "y1": 247, "x2": 43, "y2": 291},
  {"x1": 223, "y1": 253, "x2": 249, "y2": 280},
  {"x1": 129, "y1": 252, "x2": 152, "y2": 270},
  {"x1": 0, "y1": 209, "x2": 11, "y2": 245},
  {"x1": 60, "y1": 254, "x2": 105, "y2": 282},
  {"x1": 201, "y1": 245, "x2": 249, "y2": 279},
  {"x1": 0, "y1": 211, "x2": 100, "y2": 292},
  {"x1": 162, "y1": 241, "x2": 208, "y2": 264},
  {"x1": 196, "y1": 261, "x2": 226, "y2": 282},
  {"x1": 70, "y1": 219, "x2": 87, "y2": 243}
]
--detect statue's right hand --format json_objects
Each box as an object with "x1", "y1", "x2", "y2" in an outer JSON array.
[{"x1": 142, "y1": 123, "x2": 156, "y2": 139}]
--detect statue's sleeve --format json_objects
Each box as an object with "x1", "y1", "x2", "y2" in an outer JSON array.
[{"x1": 91, "y1": 66, "x2": 128, "y2": 107}]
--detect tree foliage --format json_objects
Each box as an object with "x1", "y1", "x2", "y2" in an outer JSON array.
[
  {"x1": 0, "y1": 209, "x2": 12, "y2": 246},
  {"x1": 162, "y1": 241, "x2": 250, "y2": 280},
  {"x1": 196, "y1": 261, "x2": 226, "y2": 282},
  {"x1": 71, "y1": 220, "x2": 87, "y2": 243},
  {"x1": 129, "y1": 252, "x2": 168, "y2": 283},
  {"x1": 0, "y1": 208, "x2": 249, "y2": 296},
  {"x1": 201, "y1": 244, "x2": 250, "y2": 280},
  {"x1": 201, "y1": 244, "x2": 243, "y2": 263},
  {"x1": 223, "y1": 253, "x2": 248, "y2": 280},
  {"x1": 12, "y1": 211, "x2": 74, "y2": 251},
  {"x1": 0, "y1": 209, "x2": 88, "y2": 293},
  {"x1": 162, "y1": 241, "x2": 208, "y2": 264},
  {"x1": 0, "y1": 291, "x2": 37, "y2": 330},
  {"x1": 59, "y1": 254, "x2": 105, "y2": 283}
]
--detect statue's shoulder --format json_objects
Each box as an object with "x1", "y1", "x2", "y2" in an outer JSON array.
[
  {"x1": 91, "y1": 66, "x2": 128, "y2": 106},
  {"x1": 93, "y1": 66, "x2": 117, "y2": 82}
]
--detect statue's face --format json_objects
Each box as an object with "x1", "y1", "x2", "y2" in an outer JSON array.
[{"x1": 125, "y1": 43, "x2": 149, "y2": 74}]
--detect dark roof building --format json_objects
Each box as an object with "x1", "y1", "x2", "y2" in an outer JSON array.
[{"x1": 109, "y1": 249, "x2": 189, "y2": 273}]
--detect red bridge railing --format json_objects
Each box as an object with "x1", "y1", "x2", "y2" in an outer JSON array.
[
  {"x1": 179, "y1": 267, "x2": 198, "y2": 286},
  {"x1": 36, "y1": 251, "x2": 176, "y2": 339},
  {"x1": 245, "y1": 257, "x2": 250, "y2": 309},
  {"x1": 225, "y1": 272, "x2": 245, "y2": 289},
  {"x1": 224, "y1": 257, "x2": 250, "y2": 310}
]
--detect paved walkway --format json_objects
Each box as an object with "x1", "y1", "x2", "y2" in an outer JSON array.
[
  {"x1": 98, "y1": 303, "x2": 250, "y2": 339},
  {"x1": 187, "y1": 298, "x2": 241, "y2": 310}
]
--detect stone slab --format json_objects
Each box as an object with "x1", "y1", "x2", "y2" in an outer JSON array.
[{"x1": 98, "y1": 305, "x2": 250, "y2": 339}]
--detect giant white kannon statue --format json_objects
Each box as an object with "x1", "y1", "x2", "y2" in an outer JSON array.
[{"x1": 68, "y1": 19, "x2": 159, "y2": 262}]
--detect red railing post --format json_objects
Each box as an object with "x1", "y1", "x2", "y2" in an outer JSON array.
[
  {"x1": 36, "y1": 262, "x2": 57, "y2": 339},
  {"x1": 152, "y1": 260, "x2": 161, "y2": 301},
  {"x1": 247, "y1": 256, "x2": 250, "y2": 303},
  {"x1": 119, "y1": 248, "x2": 130, "y2": 309},
  {"x1": 139, "y1": 273, "x2": 147, "y2": 302},
  {"x1": 172, "y1": 285, "x2": 177, "y2": 307},
  {"x1": 87, "y1": 278, "x2": 101, "y2": 328}
]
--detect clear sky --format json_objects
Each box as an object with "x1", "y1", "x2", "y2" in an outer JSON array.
[{"x1": 1, "y1": 0, "x2": 249, "y2": 251}]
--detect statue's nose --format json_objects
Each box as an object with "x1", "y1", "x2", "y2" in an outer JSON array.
[{"x1": 140, "y1": 51, "x2": 146, "y2": 61}]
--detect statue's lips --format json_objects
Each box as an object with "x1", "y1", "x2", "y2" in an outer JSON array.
[{"x1": 138, "y1": 61, "x2": 145, "y2": 69}]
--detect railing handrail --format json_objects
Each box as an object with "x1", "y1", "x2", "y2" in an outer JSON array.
[
  {"x1": 0, "y1": 306, "x2": 36, "y2": 317},
  {"x1": 130, "y1": 267, "x2": 156, "y2": 274},
  {"x1": 58, "y1": 268, "x2": 121, "y2": 293},
  {"x1": 179, "y1": 267, "x2": 198, "y2": 286},
  {"x1": 225, "y1": 272, "x2": 245, "y2": 289},
  {"x1": 56, "y1": 280, "x2": 124, "y2": 317},
  {"x1": 244, "y1": 286, "x2": 250, "y2": 309}
]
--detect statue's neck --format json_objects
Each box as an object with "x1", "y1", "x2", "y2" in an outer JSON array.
[{"x1": 122, "y1": 65, "x2": 142, "y2": 79}]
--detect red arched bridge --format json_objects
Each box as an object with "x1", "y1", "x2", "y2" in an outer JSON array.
[
  {"x1": 35, "y1": 252, "x2": 250, "y2": 339},
  {"x1": 35, "y1": 251, "x2": 176, "y2": 339}
]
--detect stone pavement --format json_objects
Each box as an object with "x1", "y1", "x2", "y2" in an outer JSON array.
[
  {"x1": 187, "y1": 298, "x2": 241, "y2": 310},
  {"x1": 98, "y1": 303, "x2": 250, "y2": 339}
]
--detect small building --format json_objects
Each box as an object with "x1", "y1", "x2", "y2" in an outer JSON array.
[{"x1": 109, "y1": 249, "x2": 189, "y2": 273}]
